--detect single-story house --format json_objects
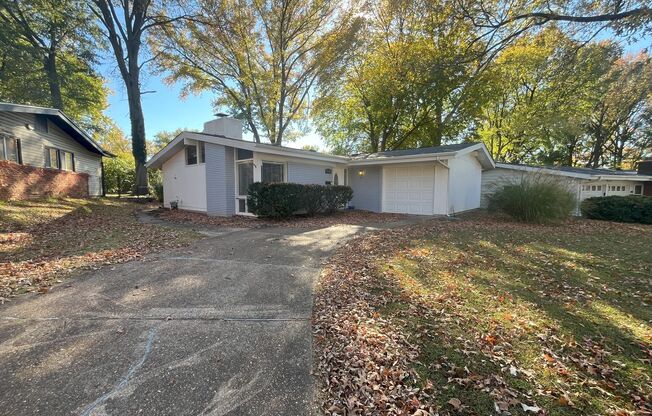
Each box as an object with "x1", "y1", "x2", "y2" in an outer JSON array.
[
  {"x1": 481, "y1": 162, "x2": 652, "y2": 215},
  {"x1": 0, "y1": 102, "x2": 112, "y2": 199},
  {"x1": 146, "y1": 116, "x2": 495, "y2": 216}
]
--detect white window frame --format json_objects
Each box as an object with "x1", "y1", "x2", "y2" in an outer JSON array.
[
  {"x1": 45, "y1": 146, "x2": 74, "y2": 171},
  {"x1": 235, "y1": 155, "x2": 255, "y2": 216},
  {"x1": 1, "y1": 136, "x2": 21, "y2": 164},
  {"x1": 260, "y1": 161, "x2": 286, "y2": 184}
]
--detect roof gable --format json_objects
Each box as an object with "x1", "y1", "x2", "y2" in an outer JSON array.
[{"x1": 0, "y1": 102, "x2": 111, "y2": 157}]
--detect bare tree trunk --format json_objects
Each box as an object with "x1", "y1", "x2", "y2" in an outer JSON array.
[
  {"x1": 125, "y1": 57, "x2": 148, "y2": 195},
  {"x1": 43, "y1": 51, "x2": 64, "y2": 110}
]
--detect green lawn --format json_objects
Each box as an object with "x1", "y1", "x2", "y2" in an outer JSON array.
[
  {"x1": 382, "y1": 219, "x2": 651, "y2": 415},
  {"x1": 0, "y1": 198, "x2": 199, "y2": 298},
  {"x1": 315, "y1": 215, "x2": 651, "y2": 415}
]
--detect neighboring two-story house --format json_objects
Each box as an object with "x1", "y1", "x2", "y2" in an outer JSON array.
[{"x1": 0, "y1": 102, "x2": 111, "y2": 199}]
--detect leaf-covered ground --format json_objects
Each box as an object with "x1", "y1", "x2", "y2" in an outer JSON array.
[
  {"x1": 0, "y1": 198, "x2": 200, "y2": 299},
  {"x1": 314, "y1": 214, "x2": 651, "y2": 415},
  {"x1": 157, "y1": 208, "x2": 407, "y2": 228}
]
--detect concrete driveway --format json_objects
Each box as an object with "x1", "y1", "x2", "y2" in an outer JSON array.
[{"x1": 0, "y1": 223, "x2": 384, "y2": 416}]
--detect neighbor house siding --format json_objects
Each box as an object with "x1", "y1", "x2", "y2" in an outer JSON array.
[
  {"x1": 162, "y1": 146, "x2": 207, "y2": 212},
  {"x1": 481, "y1": 168, "x2": 582, "y2": 215},
  {"x1": 205, "y1": 143, "x2": 235, "y2": 216},
  {"x1": 287, "y1": 162, "x2": 333, "y2": 185},
  {"x1": 0, "y1": 111, "x2": 103, "y2": 196},
  {"x1": 348, "y1": 165, "x2": 382, "y2": 212}
]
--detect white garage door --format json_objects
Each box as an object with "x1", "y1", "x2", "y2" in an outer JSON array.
[{"x1": 382, "y1": 164, "x2": 435, "y2": 215}]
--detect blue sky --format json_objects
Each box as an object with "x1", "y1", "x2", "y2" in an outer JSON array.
[{"x1": 102, "y1": 34, "x2": 650, "y2": 152}]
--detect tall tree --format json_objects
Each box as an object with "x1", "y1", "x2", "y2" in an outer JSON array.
[
  {"x1": 314, "y1": 0, "x2": 488, "y2": 153},
  {"x1": 153, "y1": 0, "x2": 360, "y2": 146},
  {"x1": 90, "y1": 0, "x2": 188, "y2": 194},
  {"x1": 0, "y1": 0, "x2": 101, "y2": 112}
]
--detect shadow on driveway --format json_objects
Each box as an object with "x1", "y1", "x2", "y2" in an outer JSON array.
[{"x1": 0, "y1": 218, "x2": 430, "y2": 415}]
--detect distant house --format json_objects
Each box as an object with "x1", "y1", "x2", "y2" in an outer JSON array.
[
  {"x1": 482, "y1": 162, "x2": 652, "y2": 215},
  {"x1": 146, "y1": 115, "x2": 495, "y2": 216},
  {"x1": 0, "y1": 102, "x2": 112, "y2": 200}
]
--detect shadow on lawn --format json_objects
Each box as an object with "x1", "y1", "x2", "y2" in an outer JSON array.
[{"x1": 381, "y1": 220, "x2": 651, "y2": 414}]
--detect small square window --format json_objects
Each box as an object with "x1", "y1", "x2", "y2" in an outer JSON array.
[
  {"x1": 35, "y1": 115, "x2": 48, "y2": 133},
  {"x1": 237, "y1": 148, "x2": 253, "y2": 160},
  {"x1": 325, "y1": 168, "x2": 332, "y2": 174},
  {"x1": 634, "y1": 185, "x2": 642, "y2": 195},
  {"x1": 185, "y1": 144, "x2": 198, "y2": 165},
  {"x1": 591, "y1": 185, "x2": 596, "y2": 191},
  {"x1": 262, "y1": 162, "x2": 284, "y2": 183}
]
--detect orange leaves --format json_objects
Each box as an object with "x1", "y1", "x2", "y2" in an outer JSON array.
[{"x1": 0, "y1": 199, "x2": 198, "y2": 298}]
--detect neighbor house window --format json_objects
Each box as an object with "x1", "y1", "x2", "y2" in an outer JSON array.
[
  {"x1": 634, "y1": 185, "x2": 642, "y2": 195},
  {"x1": 261, "y1": 162, "x2": 284, "y2": 183},
  {"x1": 185, "y1": 144, "x2": 198, "y2": 165},
  {"x1": 45, "y1": 147, "x2": 74, "y2": 171},
  {"x1": 0, "y1": 136, "x2": 21, "y2": 164}
]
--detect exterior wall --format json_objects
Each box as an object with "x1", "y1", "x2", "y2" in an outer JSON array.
[
  {"x1": 162, "y1": 146, "x2": 207, "y2": 212},
  {"x1": 644, "y1": 182, "x2": 652, "y2": 196},
  {"x1": 287, "y1": 161, "x2": 334, "y2": 185},
  {"x1": 348, "y1": 165, "x2": 382, "y2": 212},
  {"x1": 0, "y1": 160, "x2": 89, "y2": 200},
  {"x1": 448, "y1": 154, "x2": 482, "y2": 213},
  {"x1": 205, "y1": 143, "x2": 235, "y2": 216},
  {"x1": 0, "y1": 111, "x2": 103, "y2": 196}
]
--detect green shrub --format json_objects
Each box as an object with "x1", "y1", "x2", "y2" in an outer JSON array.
[
  {"x1": 322, "y1": 185, "x2": 354, "y2": 212},
  {"x1": 489, "y1": 176, "x2": 576, "y2": 223},
  {"x1": 247, "y1": 183, "x2": 353, "y2": 218},
  {"x1": 581, "y1": 195, "x2": 652, "y2": 224},
  {"x1": 148, "y1": 169, "x2": 164, "y2": 202},
  {"x1": 103, "y1": 157, "x2": 135, "y2": 196}
]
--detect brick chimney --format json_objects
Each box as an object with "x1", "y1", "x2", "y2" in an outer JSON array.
[{"x1": 202, "y1": 113, "x2": 242, "y2": 140}]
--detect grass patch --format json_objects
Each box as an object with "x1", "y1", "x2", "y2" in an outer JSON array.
[
  {"x1": 376, "y1": 218, "x2": 651, "y2": 414},
  {"x1": 0, "y1": 198, "x2": 200, "y2": 298}
]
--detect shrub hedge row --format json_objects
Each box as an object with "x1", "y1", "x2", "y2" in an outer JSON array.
[
  {"x1": 247, "y1": 183, "x2": 353, "y2": 218},
  {"x1": 581, "y1": 195, "x2": 652, "y2": 224}
]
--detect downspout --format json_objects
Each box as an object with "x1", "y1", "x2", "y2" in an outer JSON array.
[{"x1": 101, "y1": 159, "x2": 106, "y2": 197}]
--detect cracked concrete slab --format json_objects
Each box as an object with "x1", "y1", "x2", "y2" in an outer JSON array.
[{"x1": 0, "y1": 221, "x2": 389, "y2": 416}]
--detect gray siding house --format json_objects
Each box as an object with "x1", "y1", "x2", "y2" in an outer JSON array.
[
  {"x1": 146, "y1": 116, "x2": 494, "y2": 216},
  {"x1": 0, "y1": 103, "x2": 111, "y2": 197}
]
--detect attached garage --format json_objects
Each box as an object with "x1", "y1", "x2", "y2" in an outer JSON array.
[{"x1": 348, "y1": 143, "x2": 493, "y2": 216}]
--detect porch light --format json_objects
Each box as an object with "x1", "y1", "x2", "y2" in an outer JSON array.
[{"x1": 358, "y1": 169, "x2": 365, "y2": 176}]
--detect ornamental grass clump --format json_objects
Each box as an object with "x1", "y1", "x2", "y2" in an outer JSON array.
[{"x1": 489, "y1": 175, "x2": 576, "y2": 223}]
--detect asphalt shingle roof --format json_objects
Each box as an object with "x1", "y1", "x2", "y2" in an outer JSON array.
[
  {"x1": 351, "y1": 142, "x2": 478, "y2": 160},
  {"x1": 501, "y1": 163, "x2": 640, "y2": 177}
]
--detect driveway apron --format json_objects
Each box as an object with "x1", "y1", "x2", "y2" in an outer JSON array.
[{"x1": 0, "y1": 224, "x2": 375, "y2": 416}]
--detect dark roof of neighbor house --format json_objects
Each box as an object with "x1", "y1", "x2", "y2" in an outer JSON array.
[
  {"x1": 0, "y1": 102, "x2": 112, "y2": 157},
  {"x1": 351, "y1": 142, "x2": 479, "y2": 160},
  {"x1": 497, "y1": 162, "x2": 648, "y2": 178}
]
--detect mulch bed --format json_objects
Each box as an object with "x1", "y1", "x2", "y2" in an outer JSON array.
[{"x1": 155, "y1": 208, "x2": 408, "y2": 228}]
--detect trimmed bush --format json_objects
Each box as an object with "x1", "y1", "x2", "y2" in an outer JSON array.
[
  {"x1": 489, "y1": 175, "x2": 576, "y2": 223},
  {"x1": 581, "y1": 195, "x2": 652, "y2": 224},
  {"x1": 247, "y1": 182, "x2": 353, "y2": 218}
]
